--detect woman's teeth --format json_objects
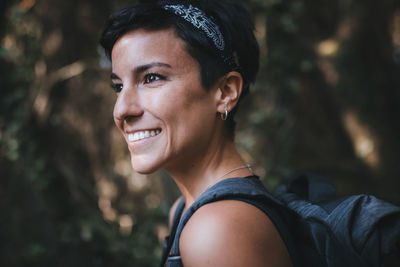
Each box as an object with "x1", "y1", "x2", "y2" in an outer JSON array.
[{"x1": 128, "y1": 129, "x2": 161, "y2": 142}]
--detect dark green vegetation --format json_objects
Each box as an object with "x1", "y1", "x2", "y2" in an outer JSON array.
[{"x1": 1, "y1": 0, "x2": 399, "y2": 266}]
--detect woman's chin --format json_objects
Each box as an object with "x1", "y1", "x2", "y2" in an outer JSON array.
[{"x1": 130, "y1": 157, "x2": 161, "y2": 175}]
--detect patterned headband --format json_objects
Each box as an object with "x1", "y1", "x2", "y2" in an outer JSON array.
[
  {"x1": 161, "y1": 3, "x2": 239, "y2": 70},
  {"x1": 162, "y1": 4, "x2": 225, "y2": 51}
]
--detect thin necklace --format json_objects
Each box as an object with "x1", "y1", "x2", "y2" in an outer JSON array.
[{"x1": 211, "y1": 164, "x2": 253, "y2": 188}]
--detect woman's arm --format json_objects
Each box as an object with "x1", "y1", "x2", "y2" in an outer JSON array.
[{"x1": 180, "y1": 200, "x2": 292, "y2": 267}]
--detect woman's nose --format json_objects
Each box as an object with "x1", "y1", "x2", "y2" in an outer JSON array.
[{"x1": 113, "y1": 86, "x2": 143, "y2": 123}]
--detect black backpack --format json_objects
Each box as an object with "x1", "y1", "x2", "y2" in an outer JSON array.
[
  {"x1": 274, "y1": 174, "x2": 400, "y2": 266},
  {"x1": 161, "y1": 175, "x2": 400, "y2": 267}
]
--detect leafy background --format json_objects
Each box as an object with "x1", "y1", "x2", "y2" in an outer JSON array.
[{"x1": 1, "y1": 0, "x2": 399, "y2": 266}]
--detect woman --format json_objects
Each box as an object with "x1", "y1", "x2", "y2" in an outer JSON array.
[{"x1": 100, "y1": 0, "x2": 294, "y2": 266}]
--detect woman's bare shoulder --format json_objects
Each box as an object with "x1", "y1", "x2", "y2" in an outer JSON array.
[{"x1": 180, "y1": 200, "x2": 292, "y2": 267}]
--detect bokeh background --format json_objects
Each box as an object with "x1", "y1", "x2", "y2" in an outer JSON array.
[{"x1": 1, "y1": 0, "x2": 399, "y2": 266}]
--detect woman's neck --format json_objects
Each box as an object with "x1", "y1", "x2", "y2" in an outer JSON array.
[{"x1": 166, "y1": 139, "x2": 253, "y2": 209}]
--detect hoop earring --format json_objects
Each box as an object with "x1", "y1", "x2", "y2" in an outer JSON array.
[{"x1": 220, "y1": 109, "x2": 228, "y2": 121}]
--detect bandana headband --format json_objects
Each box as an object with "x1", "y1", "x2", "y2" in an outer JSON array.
[
  {"x1": 163, "y1": 4, "x2": 225, "y2": 51},
  {"x1": 162, "y1": 3, "x2": 239, "y2": 70}
]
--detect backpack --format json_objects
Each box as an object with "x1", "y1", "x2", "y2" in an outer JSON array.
[
  {"x1": 274, "y1": 174, "x2": 400, "y2": 266},
  {"x1": 161, "y1": 175, "x2": 400, "y2": 267}
]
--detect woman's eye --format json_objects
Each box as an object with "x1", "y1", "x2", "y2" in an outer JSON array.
[
  {"x1": 111, "y1": 83, "x2": 123, "y2": 93},
  {"x1": 144, "y1": 73, "x2": 165, "y2": 84}
]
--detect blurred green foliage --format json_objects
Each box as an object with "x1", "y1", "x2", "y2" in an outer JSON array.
[{"x1": 0, "y1": 0, "x2": 399, "y2": 266}]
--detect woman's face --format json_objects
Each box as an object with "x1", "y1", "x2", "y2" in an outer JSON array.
[{"x1": 111, "y1": 28, "x2": 220, "y2": 174}]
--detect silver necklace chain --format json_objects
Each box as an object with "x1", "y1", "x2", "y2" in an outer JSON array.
[{"x1": 211, "y1": 164, "x2": 253, "y2": 187}]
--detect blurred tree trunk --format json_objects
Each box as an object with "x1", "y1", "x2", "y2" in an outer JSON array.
[
  {"x1": 247, "y1": 0, "x2": 400, "y2": 202},
  {"x1": 335, "y1": 0, "x2": 400, "y2": 200}
]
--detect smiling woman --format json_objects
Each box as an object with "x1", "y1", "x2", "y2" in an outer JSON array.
[
  {"x1": 111, "y1": 28, "x2": 220, "y2": 175},
  {"x1": 99, "y1": 1, "x2": 293, "y2": 266}
]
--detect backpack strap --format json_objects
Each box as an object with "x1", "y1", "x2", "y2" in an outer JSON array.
[
  {"x1": 277, "y1": 173, "x2": 337, "y2": 202},
  {"x1": 168, "y1": 176, "x2": 298, "y2": 266},
  {"x1": 160, "y1": 197, "x2": 185, "y2": 267}
]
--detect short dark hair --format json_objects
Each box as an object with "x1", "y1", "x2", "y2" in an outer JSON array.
[{"x1": 99, "y1": 0, "x2": 259, "y2": 138}]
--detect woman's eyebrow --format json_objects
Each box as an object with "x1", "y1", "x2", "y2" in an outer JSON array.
[
  {"x1": 134, "y1": 62, "x2": 172, "y2": 74},
  {"x1": 111, "y1": 62, "x2": 172, "y2": 81}
]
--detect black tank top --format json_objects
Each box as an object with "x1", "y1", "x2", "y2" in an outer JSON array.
[{"x1": 160, "y1": 176, "x2": 298, "y2": 267}]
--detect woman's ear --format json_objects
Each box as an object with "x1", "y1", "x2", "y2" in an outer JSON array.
[{"x1": 215, "y1": 71, "x2": 243, "y2": 114}]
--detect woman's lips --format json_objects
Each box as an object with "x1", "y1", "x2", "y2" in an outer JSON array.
[{"x1": 127, "y1": 129, "x2": 161, "y2": 142}]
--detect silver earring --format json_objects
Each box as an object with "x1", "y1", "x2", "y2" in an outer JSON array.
[{"x1": 220, "y1": 109, "x2": 228, "y2": 120}]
